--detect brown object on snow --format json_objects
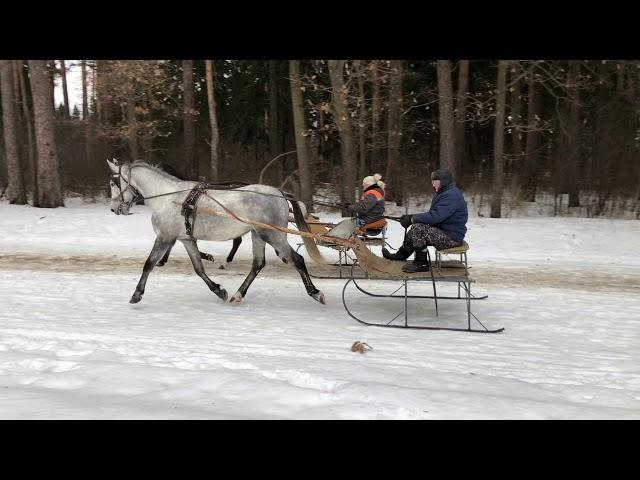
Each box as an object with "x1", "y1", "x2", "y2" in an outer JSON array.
[{"x1": 351, "y1": 341, "x2": 372, "y2": 353}]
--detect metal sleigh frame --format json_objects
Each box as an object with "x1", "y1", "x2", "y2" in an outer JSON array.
[{"x1": 340, "y1": 241, "x2": 504, "y2": 333}]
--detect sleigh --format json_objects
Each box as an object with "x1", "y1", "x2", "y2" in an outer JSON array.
[{"x1": 340, "y1": 238, "x2": 504, "y2": 333}]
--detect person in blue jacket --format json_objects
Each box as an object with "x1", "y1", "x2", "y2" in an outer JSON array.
[{"x1": 382, "y1": 169, "x2": 468, "y2": 273}]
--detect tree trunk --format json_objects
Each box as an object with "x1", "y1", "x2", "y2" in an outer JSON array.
[
  {"x1": 205, "y1": 60, "x2": 220, "y2": 182},
  {"x1": 510, "y1": 67, "x2": 524, "y2": 178},
  {"x1": 437, "y1": 60, "x2": 456, "y2": 174},
  {"x1": 28, "y1": 60, "x2": 64, "y2": 207},
  {"x1": 91, "y1": 60, "x2": 97, "y2": 117},
  {"x1": 182, "y1": 60, "x2": 196, "y2": 178},
  {"x1": 289, "y1": 60, "x2": 313, "y2": 208},
  {"x1": 564, "y1": 61, "x2": 581, "y2": 207},
  {"x1": 60, "y1": 60, "x2": 71, "y2": 118},
  {"x1": 268, "y1": 60, "x2": 279, "y2": 161},
  {"x1": 12, "y1": 58, "x2": 20, "y2": 103},
  {"x1": 16, "y1": 60, "x2": 37, "y2": 202},
  {"x1": 49, "y1": 61, "x2": 56, "y2": 113},
  {"x1": 385, "y1": 60, "x2": 403, "y2": 203},
  {"x1": 371, "y1": 60, "x2": 381, "y2": 170},
  {"x1": 125, "y1": 78, "x2": 139, "y2": 160},
  {"x1": 523, "y1": 71, "x2": 540, "y2": 201},
  {"x1": 625, "y1": 63, "x2": 636, "y2": 104},
  {"x1": 95, "y1": 61, "x2": 113, "y2": 159},
  {"x1": 454, "y1": 60, "x2": 469, "y2": 179},
  {"x1": 81, "y1": 60, "x2": 89, "y2": 120},
  {"x1": 491, "y1": 61, "x2": 508, "y2": 218},
  {"x1": 327, "y1": 60, "x2": 357, "y2": 212},
  {"x1": 354, "y1": 60, "x2": 367, "y2": 196},
  {"x1": 1, "y1": 60, "x2": 27, "y2": 204},
  {"x1": 616, "y1": 61, "x2": 626, "y2": 95},
  {"x1": 82, "y1": 61, "x2": 93, "y2": 174}
]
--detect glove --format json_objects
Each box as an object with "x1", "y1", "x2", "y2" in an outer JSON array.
[{"x1": 400, "y1": 214, "x2": 413, "y2": 229}]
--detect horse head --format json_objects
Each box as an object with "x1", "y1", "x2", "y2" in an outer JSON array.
[{"x1": 107, "y1": 158, "x2": 139, "y2": 215}]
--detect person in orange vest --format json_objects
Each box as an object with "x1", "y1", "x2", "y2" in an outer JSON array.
[{"x1": 344, "y1": 174, "x2": 386, "y2": 233}]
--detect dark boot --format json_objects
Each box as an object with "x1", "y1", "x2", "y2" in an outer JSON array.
[
  {"x1": 402, "y1": 249, "x2": 430, "y2": 273},
  {"x1": 382, "y1": 238, "x2": 413, "y2": 261}
]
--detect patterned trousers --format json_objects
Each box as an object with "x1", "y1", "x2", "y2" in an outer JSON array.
[{"x1": 406, "y1": 223, "x2": 460, "y2": 251}]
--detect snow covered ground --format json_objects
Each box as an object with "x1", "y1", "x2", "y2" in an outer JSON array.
[{"x1": 1, "y1": 198, "x2": 639, "y2": 419}]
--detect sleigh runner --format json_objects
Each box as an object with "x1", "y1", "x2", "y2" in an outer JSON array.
[{"x1": 341, "y1": 238, "x2": 503, "y2": 333}]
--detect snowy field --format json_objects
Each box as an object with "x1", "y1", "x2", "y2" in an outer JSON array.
[{"x1": 1, "y1": 198, "x2": 639, "y2": 419}]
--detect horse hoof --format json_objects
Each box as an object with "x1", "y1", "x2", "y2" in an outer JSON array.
[
  {"x1": 157, "y1": 262, "x2": 166, "y2": 267},
  {"x1": 130, "y1": 295, "x2": 142, "y2": 304},
  {"x1": 312, "y1": 291, "x2": 326, "y2": 305},
  {"x1": 204, "y1": 254, "x2": 215, "y2": 262},
  {"x1": 218, "y1": 264, "x2": 227, "y2": 270},
  {"x1": 230, "y1": 293, "x2": 243, "y2": 304},
  {"x1": 216, "y1": 288, "x2": 228, "y2": 302}
]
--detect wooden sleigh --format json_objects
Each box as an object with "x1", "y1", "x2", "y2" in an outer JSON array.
[{"x1": 296, "y1": 216, "x2": 392, "y2": 279}]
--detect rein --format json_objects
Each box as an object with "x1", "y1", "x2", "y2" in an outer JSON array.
[{"x1": 173, "y1": 197, "x2": 356, "y2": 249}]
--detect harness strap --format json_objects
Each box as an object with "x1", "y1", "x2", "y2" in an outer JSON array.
[{"x1": 181, "y1": 182, "x2": 209, "y2": 237}]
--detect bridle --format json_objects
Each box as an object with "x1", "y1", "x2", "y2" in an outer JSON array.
[{"x1": 110, "y1": 163, "x2": 142, "y2": 214}]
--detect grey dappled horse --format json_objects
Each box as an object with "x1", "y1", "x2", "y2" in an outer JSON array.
[
  {"x1": 156, "y1": 163, "x2": 242, "y2": 269},
  {"x1": 107, "y1": 159, "x2": 324, "y2": 305}
]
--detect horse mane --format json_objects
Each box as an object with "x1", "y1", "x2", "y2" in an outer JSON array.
[{"x1": 130, "y1": 160, "x2": 179, "y2": 182}]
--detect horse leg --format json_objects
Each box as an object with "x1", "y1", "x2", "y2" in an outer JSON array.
[
  {"x1": 229, "y1": 231, "x2": 265, "y2": 303},
  {"x1": 130, "y1": 237, "x2": 175, "y2": 303},
  {"x1": 180, "y1": 238, "x2": 228, "y2": 301},
  {"x1": 195, "y1": 240, "x2": 215, "y2": 263},
  {"x1": 262, "y1": 230, "x2": 325, "y2": 304},
  {"x1": 219, "y1": 236, "x2": 243, "y2": 270},
  {"x1": 156, "y1": 239, "x2": 177, "y2": 266}
]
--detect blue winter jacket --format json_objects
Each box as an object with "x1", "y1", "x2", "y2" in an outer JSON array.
[{"x1": 411, "y1": 183, "x2": 468, "y2": 243}]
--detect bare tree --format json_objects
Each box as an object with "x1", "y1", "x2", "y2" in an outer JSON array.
[
  {"x1": 563, "y1": 61, "x2": 582, "y2": 208},
  {"x1": 328, "y1": 60, "x2": 357, "y2": 210},
  {"x1": 509, "y1": 65, "x2": 524, "y2": 177},
  {"x1": 454, "y1": 60, "x2": 469, "y2": 177},
  {"x1": 0, "y1": 60, "x2": 27, "y2": 204},
  {"x1": 16, "y1": 60, "x2": 37, "y2": 201},
  {"x1": 353, "y1": 60, "x2": 367, "y2": 193},
  {"x1": 370, "y1": 60, "x2": 381, "y2": 169},
  {"x1": 48, "y1": 60, "x2": 56, "y2": 113},
  {"x1": 60, "y1": 60, "x2": 71, "y2": 118},
  {"x1": 289, "y1": 60, "x2": 313, "y2": 207},
  {"x1": 491, "y1": 61, "x2": 508, "y2": 218},
  {"x1": 385, "y1": 60, "x2": 403, "y2": 203},
  {"x1": 268, "y1": 60, "x2": 279, "y2": 161},
  {"x1": 126, "y1": 78, "x2": 139, "y2": 160},
  {"x1": 81, "y1": 60, "x2": 89, "y2": 120},
  {"x1": 84, "y1": 60, "x2": 94, "y2": 171},
  {"x1": 437, "y1": 60, "x2": 456, "y2": 174},
  {"x1": 523, "y1": 71, "x2": 540, "y2": 201},
  {"x1": 94, "y1": 60, "x2": 180, "y2": 162},
  {"x1": 28, "y1": 60, "x2": 63, "y2": 207},
  {"x1": 205, "y1": 60, "x2": 220, "y2": 181},
  {"x1": 182, "y1": 60, "x2": 196, "y2": 178}
]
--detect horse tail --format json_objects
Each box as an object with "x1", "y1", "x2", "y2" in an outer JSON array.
[{"x1": 283, "y1": 193, "x2": 330, "y2": 265}]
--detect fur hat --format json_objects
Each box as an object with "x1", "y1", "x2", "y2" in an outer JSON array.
[
  {"x1": 430, "y1": 169, "x2": 453, "y2": 188},
  {"x1": 363, "y1": 173, "x2": 385, "y2": 190}
]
